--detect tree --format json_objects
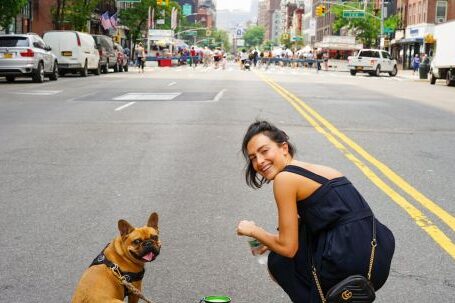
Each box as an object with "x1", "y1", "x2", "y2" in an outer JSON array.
[
  {"x1": 66, "y1": 0, "x2": 101, "y2": 32},
  {"x1": 119, "y1": 0, "x2": 181, "y2": 55},
  {"x1": 331, "y1": 5, "x2": 380, "y2": 48},
  {"x1": 206, "y1": 29, "x2": 231, "y2": 52},
  {"x1": 0, "y1": 0, "x2": 28, "y2": 33},
  {"x1": 243, "y1": 25, "x2": 265, "y2": 48}
]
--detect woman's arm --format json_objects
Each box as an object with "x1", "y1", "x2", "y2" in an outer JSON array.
[{"x1": 237, "y1": 172, "x2": 299, "y2": 258}]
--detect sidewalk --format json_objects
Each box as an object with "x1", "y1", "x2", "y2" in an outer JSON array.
[{"x1": 397, "y1": 68, "x2": 429, "y2": 82}]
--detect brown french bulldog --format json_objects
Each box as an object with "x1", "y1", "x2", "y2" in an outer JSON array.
[{"x1": 71, "y1": 212, "x2": 160, "y2": 303}]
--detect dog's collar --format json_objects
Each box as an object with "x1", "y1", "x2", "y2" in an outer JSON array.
[{"x1": 89, "y1": 245, "x2": 145, "y2": 283}]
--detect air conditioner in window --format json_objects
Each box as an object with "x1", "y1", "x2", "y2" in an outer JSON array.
[{"x1": 437, "y1": 17, "x2": 446, "y2": 23}]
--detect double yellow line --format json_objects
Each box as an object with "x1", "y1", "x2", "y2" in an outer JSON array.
[{"x1": 259, "y1": 73, "x2": 455, "y2": 260}]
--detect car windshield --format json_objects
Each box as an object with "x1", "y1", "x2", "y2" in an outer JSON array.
[{"x1": 0, "y1": 37, "x2": 29, "y2": 47}]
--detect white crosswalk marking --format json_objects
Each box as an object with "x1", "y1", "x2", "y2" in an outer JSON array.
[
  {"x1": 13, "y1": 90, "x2": 62, "y2": 96},
  {"x1": 113, "y1": 93, "x2": 181, "y2": 101}
]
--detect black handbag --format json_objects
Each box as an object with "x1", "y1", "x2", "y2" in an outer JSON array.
[
  {"x1": 310, "y1": 216, "x2": 377, "y2": 303},
  {"x1": 325, "y1": 275, "x2": 375, "y2": 303}
]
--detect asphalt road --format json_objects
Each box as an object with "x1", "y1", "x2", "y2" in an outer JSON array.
[{"x1": 0, "y1": 63, "x2": 454, "y2": 302}]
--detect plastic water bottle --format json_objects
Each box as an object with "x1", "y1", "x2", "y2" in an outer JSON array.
[{"x1": 247, "y1": 237, "x2": 269, "y2": 265}]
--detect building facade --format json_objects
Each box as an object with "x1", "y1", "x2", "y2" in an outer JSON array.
[{"x1": 393, "y1": 0, "x2": 455, "y2": 69}]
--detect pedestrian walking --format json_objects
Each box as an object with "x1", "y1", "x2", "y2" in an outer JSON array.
[
  {"x1": 411, "y1": 54, "x2": 420, "y2": 75},
  {"x1": 190, "y1": 47, "x2": 197, "y2": 67},
  {"x1": 135, "y1": 42, "x2": 145, "y2": 73},
  {"x1": 237, "y1": 120, "x2": 395, "y2": 303}
]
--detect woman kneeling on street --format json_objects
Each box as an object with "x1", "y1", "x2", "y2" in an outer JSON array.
[{"x1": 237, "y1": 120, "x2": 395, "y2": 302}]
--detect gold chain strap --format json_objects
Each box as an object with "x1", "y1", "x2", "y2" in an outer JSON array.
[
  {"x1": 312, "y1": 266, "x2": 327, "y2": 303},
  {"x1": 367, "y1": 239, "x2": 377, "y2": 281}
]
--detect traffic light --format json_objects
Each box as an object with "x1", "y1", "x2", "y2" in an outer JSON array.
[
  {"x1": 321, "y1": 5, "x2": 326, "y2": 15},
  {"x1": 157, "y1": 0, "x2": 162, "y2": 6},
  {"x1": 315, "y1": 5, "x2": 322, "y2": 17},
  {"x1": 206, "y1": 29, "x2": 212, "y2": 37},
  {"x1": 165, "y1": 0, "x2": 169, "y2": 6}
]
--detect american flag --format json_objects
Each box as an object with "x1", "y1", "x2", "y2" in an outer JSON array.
[
  {"x1": 110, "y1": 13, "x2": 118, "y2": 29},
  {"x1": 100, "y1": 12, "x2": 111, "y2": 30}
]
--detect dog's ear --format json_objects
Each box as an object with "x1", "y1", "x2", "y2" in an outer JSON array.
[
  {"x1": 147, "y1": 212, "x2": 159, "y2": 229},
  {"x1": 118, "y1": 219, "x2": 135, "y2": 236}
]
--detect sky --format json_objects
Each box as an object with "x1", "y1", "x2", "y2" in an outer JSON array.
[{"x1": 216, "y1": 0, "x2": 252, "y2": 11}]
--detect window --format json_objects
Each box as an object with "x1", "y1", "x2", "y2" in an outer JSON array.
[
  {"x1": 382, "y1": 51, "x2": 391, "y2": 59},
  {"x1": 0, "y1": 36, "x2": 29, "y2": 47},
  {"x1": 435, "y1": 1, "x2": 447, "y2": 23}
]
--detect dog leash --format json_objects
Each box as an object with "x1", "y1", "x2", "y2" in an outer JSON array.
[{"x1": 110, "y1": 264, "x2": 156, "y2": 303}]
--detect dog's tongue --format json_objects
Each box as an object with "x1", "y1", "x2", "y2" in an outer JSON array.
[{"x1": 142, "y1": 252, "x2": 155, "y2": 262}]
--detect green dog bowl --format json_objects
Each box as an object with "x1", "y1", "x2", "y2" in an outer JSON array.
[{"x1": 202, "y1": 295, "x2": 231, "y2": 303}]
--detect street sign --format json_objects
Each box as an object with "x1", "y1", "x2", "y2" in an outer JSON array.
[
  {"x1": 182, "y1": 4, "x2": 192, "y2": 16},
  {"x1": 342, "y1": 10, "x2": 365, "y2": 18},
  {"x1": 384, "y1": 27, "x2": 394, "y2": 34},
  {"x1": 291, "y1": 36, "x2": 303, "y2": 41},
  {"x1": 118, "y1": 0, "x2": 141, "y2": 2},
  {"x1": 186, "y1": 31, "x2": 197, "y2": 36}
]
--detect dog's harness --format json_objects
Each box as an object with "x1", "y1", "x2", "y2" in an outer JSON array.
[{"x1": 89, "y1": 245, "x2": 145, "y2": 298}]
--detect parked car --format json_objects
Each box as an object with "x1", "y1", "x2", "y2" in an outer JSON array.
[
  {"x1": 43, "y1": 30, "x2": 100, "y2": 77},
  {"x1": 114, "y1": 43, "x2": 128, "y2": 72},
  {"x1": 0, "y1": 33, "x2": 59, "y2": 83},
  {"x1": 348, "y1": 49, "x2": 398, "y2": 77},
  {"x1": 92, "y1": 35, "x2": 118, "y2": 73}
]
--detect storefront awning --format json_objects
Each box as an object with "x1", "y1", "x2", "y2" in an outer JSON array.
[{"x1": 392, "y1": 38, "x2": 423, "y2": 45}]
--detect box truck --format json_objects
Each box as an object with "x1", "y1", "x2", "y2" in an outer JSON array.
[{"x1": 430, "y1": 21, "x2": 455, "y2": 86}]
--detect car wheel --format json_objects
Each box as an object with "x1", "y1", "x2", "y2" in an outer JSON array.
[
  {"x1": 350, "y1": 70, "x2": 356, "y2": 76},
  {"x1": 80, "y1": 61, "x2": 88, "y2": 77},
  {"x1": 93, "y1": 63, "x2": 101, "y2": 75},
  {"x1": 389, "y1": 65, "x2": 397, "y2": 77},
  {"x1": 113, "y1": 63, "x2": 119, "y2": 72},
  {"x1": 124, "y1": 64, "x2": 128, "y2": 72},
  {"x1": 49, "y1": 61, "x2": 58, "y2": 81},
  {"x1": 430, "y1": 73, "x2": 436, "y2": 85},
  {"x1": 119, "y1": 64, "x2": 123, "y2": 72},
  {"x1": 6, "y1": 76, "x2": 15, "y2": 82},
  {"x1": 32, "y1": 62, "x2": 45, "y2": 83},
  {"x1": 446, "y1": 70, "x2": 455, "y2": 86},
  {"x1": 374, "y1": 65, "x2": 381, "y2": 77},
  {"x1": 102, "y1": 63, "x2": 108, "y2": 74}
]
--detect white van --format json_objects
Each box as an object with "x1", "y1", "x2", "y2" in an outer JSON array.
[{"x1": 43, "y1": 31, "x2": 100, "y2": 77}]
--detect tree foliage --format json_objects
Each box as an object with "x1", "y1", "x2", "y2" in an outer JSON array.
[
  {"x1": 0, "y1": 0, "x2": 28, "y2": 33},
  {"x1": 243, "y1": 25, "x2": 265, "y2": 47},
  {"x1": 204, "y1": 29, "x2": 231, "y2": 51},
  {"x1": 67, "y1": 0, "x2": 101, "y2": 31},
  {"x1": 119, "y1": 0, "x2": 180, "y2": 51},
  {"x1": 51, "y1": 0, "x2": 101, "y2": 31},
  {"x1": 331, "y1": 5, "x2": 380, "y2": 48},
  {"x1": 331, "y1": 4, "x2": 400, "y2": 48}
]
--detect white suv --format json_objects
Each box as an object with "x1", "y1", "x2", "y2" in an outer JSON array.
[{"x1": 0, "y1": 33, "x2": 58, "y2": 83}]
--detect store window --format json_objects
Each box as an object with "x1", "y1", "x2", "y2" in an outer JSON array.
[{"x1": 435, "y1": 1, "x2": 447, "y2": 23}]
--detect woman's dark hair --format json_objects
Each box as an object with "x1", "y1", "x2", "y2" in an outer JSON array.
[{"x1": 241, "y1": 120, "x2": 296, "y2": 189}]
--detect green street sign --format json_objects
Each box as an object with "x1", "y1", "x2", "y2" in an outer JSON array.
[
  {"x1": 186, "y1": 31, "x2": 197, "y2": 36},
  {"x1": 118, "y1": 0, "x2": 141, "y2": 2},
  {"x1": 342, "y1": 10, "x2": 365, "y2": 18},
  {"x1": 384, "y1": 27, "x2": 394, "y2": 34},
  {"x1": 182, "y1": 4, "x2": 192, "y2": 16}
]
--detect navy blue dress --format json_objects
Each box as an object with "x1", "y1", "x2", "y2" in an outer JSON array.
[{"x1": 268, "y1": 165, "x2": 395, "y2": 303}]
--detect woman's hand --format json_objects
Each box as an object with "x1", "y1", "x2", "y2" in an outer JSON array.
[{"x1": 236, "y1": 220, "x2": 257, "y2": 237}]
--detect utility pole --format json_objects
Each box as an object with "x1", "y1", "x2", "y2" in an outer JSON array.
[{"x1": 380, "y1": 0, "x2": 384, "y2": 49}]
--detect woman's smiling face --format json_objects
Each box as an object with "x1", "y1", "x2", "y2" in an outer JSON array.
[{"x1": 247, "y1": 133, "x2": 289, "y2": 180}]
